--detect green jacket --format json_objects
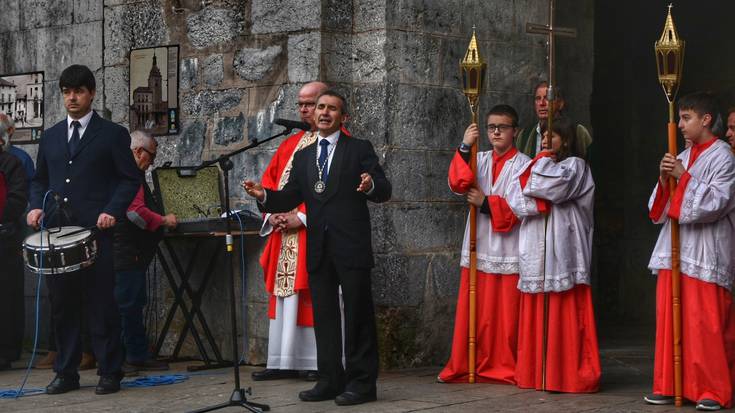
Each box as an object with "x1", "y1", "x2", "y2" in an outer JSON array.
[{"x1": 516, "y1": 122, "x2": 593, "y2": 158}]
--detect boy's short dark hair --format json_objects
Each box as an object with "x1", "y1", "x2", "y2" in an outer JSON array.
[
  {"x1": 485, "y1": 104, "x2": 519, "y2": 127},
  {"x1": 59, "y1": 64, "x2": 96, "y2": 92},
  {"x1": 678, "y1": 91, "x2": 720, "y2": 122}
]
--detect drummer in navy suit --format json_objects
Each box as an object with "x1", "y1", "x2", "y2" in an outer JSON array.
[{"x1": 27, "y1": 64, "x2": 140, "y2": 395}]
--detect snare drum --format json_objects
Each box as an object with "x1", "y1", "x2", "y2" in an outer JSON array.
[{"x1": 23, "y1": 226, "x2": 97, "y2": 275}]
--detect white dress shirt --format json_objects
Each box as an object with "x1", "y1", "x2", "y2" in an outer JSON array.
[
  {"x1": 66, "y1": 110, "x2": 94, "y2": 141},
  {"x1": 316, "y1": 130, "x2": 340, "y2": 173}
]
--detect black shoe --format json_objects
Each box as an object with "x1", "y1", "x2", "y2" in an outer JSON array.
[
  {"x1": 644, "y1": 394, "x2": 675, "y2": 405},
  {"x1": 696, "y1": 399, "x2": 722, "y2": 411},
  {"x1": 251, "y1": 368, "x2": 300, "y2": 381},
  {"x1": 335, "y1": 391, "x2": 377, "y2": 406},
  {"x1": 95, "y1": 374, "x2": 122, "y2": 395},
  {"x1": 46, "y1": 375, "x2": 80, "y2": 395},
  {"x1": 304, "y1": 370, "x2": 319, "y2": 382},
  {"x1": 298, "y1": 385, "x2": 340, "y2": 402},
  {"x1": 121, "y1": 363, "x2": 140, "y2": 377},
  {"x1": 126, "y1": 359, "x2": 170, "y2": 371}
]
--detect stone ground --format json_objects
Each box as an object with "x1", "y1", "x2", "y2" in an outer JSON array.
[{"x1": 0, "y1": 333, "x2": 701, "y2": 412}]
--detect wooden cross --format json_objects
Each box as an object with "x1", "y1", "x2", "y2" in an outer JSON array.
[{"x1": 526, "y1": 0, "x2": 577, "y2": 102}]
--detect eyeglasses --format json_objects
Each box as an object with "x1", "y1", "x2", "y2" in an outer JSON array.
[
  {"x1": 486, "y1": 124, "x2": 515, "y2": 133},
  {"x1": 141, "y1": 147, "x2": 157, "y2": 160},
  {"x1": 296, "y1": 102, "x2": 316, "y2": 109}
]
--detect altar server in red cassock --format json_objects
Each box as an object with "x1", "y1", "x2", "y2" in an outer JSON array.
[
  {"x1": 439, "y1": 104, "x2": 530, "y2": 384},
  {"x1": 506, "y1": 116, "x2": 600, "y2": 393},
  {"x1": 644, "y1": 92, "x2": 735, "y2": 411}
]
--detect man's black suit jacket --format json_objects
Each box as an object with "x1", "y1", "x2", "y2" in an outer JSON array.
[
  {"x1": 30, "y1": 111, "x2": 140, "y2": 227},
  {"x1": 261, "y1": 132, "x2": 391, "y2": 272}
]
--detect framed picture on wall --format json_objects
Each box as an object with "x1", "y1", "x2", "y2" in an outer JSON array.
[
  {"x1": 129, "y1": 45, "x2": 180, "y2": 136},
  {"x1": 0, "y1": 71, "x2": 44, "y2": 143}
]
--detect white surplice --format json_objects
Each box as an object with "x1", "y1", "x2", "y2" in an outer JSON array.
[
  {"x1": 647, "y1": 139, "x2": 735, "y2": 289},
  {"x1": 506, "y1": 156, "x2": 595, "y2": 293},
  {"x1": 456, "y1": 150, "x2": 530, "y2": 274}
]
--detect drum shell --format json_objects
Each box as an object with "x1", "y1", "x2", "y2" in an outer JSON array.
[{"x1": 23, "y1": 237, "x2": 97, "y2": 275}]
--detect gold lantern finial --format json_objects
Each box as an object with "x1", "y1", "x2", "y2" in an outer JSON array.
[
  {"x1": 655, "y1": 4, "x2": 685, "y2": 102},
  {"x1": 460, "y1": 26, "x2": 487, "y2": 119}
]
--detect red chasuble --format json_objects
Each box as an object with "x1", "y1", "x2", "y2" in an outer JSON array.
[
  {"x1": 259, "y1": 131, "x2": 313, "y2": 327},
  {"x1": 439, "y1": 148, "x2": 521, "y2": 384}
]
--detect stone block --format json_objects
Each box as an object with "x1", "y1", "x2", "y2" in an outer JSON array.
[
  {"x1": 457, "y1": 0, "x2": 516, "y2": 43},
  {"x1": 0, "y1": 0, "x2": 20, "y2": 33},
  {"x1": 322, "y1": 31, "x2": 386, "y2": 84},
  {"x1": 213, "y1": 112, "x2": 246, "y2": 146},
  {"x1": 245, "y1": 84, "x2": 301, "y2": 141},
  {"x1": 176, "y1": 120, "x2": 206, "y2": 166},
  {"x1": 104, "y1": 2, "x2": 169, "y2": 67},
  {"x1": 1, "y1": 29, "x2": 39, "y2": 75},
  {"x1": 73, "y1": 0, "x2": 103, "y2": 23},
  {"x1": 388, "y1": 84, "x2": 469, "y2": 150},
  {"x1": 201, "y1": 54, "x2": 223, "y2": 88},
  {"x1": 103, "y1": 65, "x2": 130, "y2": 125},
  {"x1": 251, "y1": 0, "x2": 320, "y2": 34},
  {"x1": 186, "y1": 7, "x2": 244, "y2": 49},
  {"x1": 371, "y1": 254, "x2": 427, "y2": 307},
  {"x1": 233, "y1": 45, "x2": 283, "y2": 82},
  {"x1": 380, "y1": 202, "x2": 465, "y2": 253},
  {"x1": 287, "y1": 33, "x2": 320, "y2": 84},
  {"x1": 179, "y1": 57, "x2": 198, "y2": 90},
  {"x1": 35, "y1": 26, "x2": 74, "y2": 80},
  {"x1": 382, "y1": 149, "x2": 456, "y2": 203},
  {"x1": 386, "y1": 0, "x2": 462, "y2": 36},
  {"x1": 354, "y1": 0, "x2": 385, "y2": 32},
  {"x1": 181, "y1": 88, "x2": 244, "y2": 117},
  {"x1": 322, "y1": 0, "x2": 352, "y2": 32},
  {"x1": 42, "y1": 80, "x2": 65, "y2": 126},
  {"x1": 389, "y1": 31, "x2": 443, "y2": 86},
  {"x1": 20, "y1": 0, "x2": 73, "y2": 31},
  {"x1": 72, "y1": 22, "x2": 104, "y2": 72},
  {"x1": 349, "y1": 83, "x2": 388, "y2": 145}
]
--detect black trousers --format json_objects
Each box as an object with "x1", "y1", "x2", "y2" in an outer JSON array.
[
  {"x1": 308, "y1": 240, "x2": 378, "y2": 396},
  {"x1": 46, "y1": 234, "x2": 123, "y2": 379},
  {"x1": 0, "y1": 234, "x2": 24, "y2": 362}
]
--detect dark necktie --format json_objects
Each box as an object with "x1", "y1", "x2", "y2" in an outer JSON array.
[
  {"x1": 318, "y1": 139, "x2": 330, "y2": 182},
  {"x1": 68, "y1": 120, "x2": 81, "y2": 155}
]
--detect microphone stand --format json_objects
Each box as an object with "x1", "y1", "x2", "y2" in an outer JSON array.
[{"x1": 187, "y1": 126, "x2": 298, "y2": 413}]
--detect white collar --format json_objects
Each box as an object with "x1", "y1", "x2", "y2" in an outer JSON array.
[
  {"x1": 317, "y1": 130, "x2": 340, "y2": 145},
  {"x1": 67, "y1": 110, "x2": 94, "y2": 129}
]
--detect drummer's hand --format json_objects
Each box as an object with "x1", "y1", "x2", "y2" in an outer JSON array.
[
  {"x1": 97, "y1": 213, "x2": 116, "y2": 229},
  {"x1": 27, "y1": 209, "x2": 43, "y2": 229},
  {"x1": 162, "y1": 214, "x2": 177, "y2": 229}
]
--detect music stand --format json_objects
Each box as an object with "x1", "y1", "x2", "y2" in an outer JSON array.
[{"x1": 186, "y1": 126, "x2": 299, "y2": 413}]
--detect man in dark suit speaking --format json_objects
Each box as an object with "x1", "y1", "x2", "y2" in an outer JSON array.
[
  {"x1": 27, "y1": 65, "x2": 140, "y2": 395},
  {"x1": 243, "y1": 90, "x2": 391, "y2": 406}
]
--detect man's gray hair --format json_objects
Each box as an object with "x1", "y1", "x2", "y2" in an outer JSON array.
[{"x1": 130, "y1": 129, "x2": 156, "y2": 150}]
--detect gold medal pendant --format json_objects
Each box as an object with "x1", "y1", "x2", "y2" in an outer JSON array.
[{"x1": 314, "y1": 180, "x2": 326, "y2": 193}]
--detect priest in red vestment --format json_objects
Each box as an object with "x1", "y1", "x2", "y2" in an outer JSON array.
[{"x1": 439, "y1": 104, "x2": 530, "y2": 383}]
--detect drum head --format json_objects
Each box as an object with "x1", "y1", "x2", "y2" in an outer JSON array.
[{"x1": 24, "y1": 226, "x2": 91, "y2": 248}]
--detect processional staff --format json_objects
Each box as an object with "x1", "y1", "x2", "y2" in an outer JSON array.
[
  {"x1": 525, "y1": 0, "x2": 576, "y2": 391},
  {"x1": 654, "y1": 4, "x2": 685, "y2": 407},
  {"x1": 459, "y1": 27, "x2": 487, "y2": 384}
]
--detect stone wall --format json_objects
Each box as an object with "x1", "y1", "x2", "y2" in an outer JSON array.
[{"x1": 2, "y1": 0, "x2": 594, "y2": 368}]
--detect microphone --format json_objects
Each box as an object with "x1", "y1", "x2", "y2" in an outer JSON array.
[{"x1": 274, "y1": 118, "x2": 311, "y2": 132}]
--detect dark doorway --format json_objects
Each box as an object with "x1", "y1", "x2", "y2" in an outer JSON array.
[{"x1": 591, "y1": 0, "x2": 735, "y2": 339}]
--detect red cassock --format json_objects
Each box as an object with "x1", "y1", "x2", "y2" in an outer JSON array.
[
  {"x1": 439, "y1": 149, "x2": 521, "y2": 384},
  {"x1": 513, "y1": 153, "x2": 600, "y2": 393},
  {"x1": 647, "y1": 137, "x2": 735, "y2": 407},
  {"x1": 259, "y1": 131, "x2": 313, "y2": 327},
  {"x1": 514, "y1": 285, "x2": 600, "y2": 393}
]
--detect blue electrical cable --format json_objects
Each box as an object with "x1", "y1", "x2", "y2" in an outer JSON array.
[
  {"x1": 121, "y1": 374, "x2": 189, "y2": 388},
  {"x1": 6, "y1": 190, "x2": 53, "y2": 399}
]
